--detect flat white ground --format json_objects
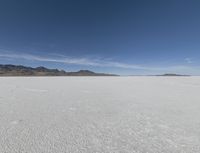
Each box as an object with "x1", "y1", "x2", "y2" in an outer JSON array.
[{"x1": 0, "y1": 77, "x2": 200, "y2": 153}]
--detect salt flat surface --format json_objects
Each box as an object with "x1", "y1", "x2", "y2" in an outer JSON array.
[{"x1": 0, "y1": 77, "x2": 200, "y2": 153}]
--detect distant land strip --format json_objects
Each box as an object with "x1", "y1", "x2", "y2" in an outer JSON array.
[
  {"x1": 155, "y1": 73, "x2": 190, "y2": 77},
  {"x1": 0, "y1": 64, "x2": 191, "y2": 76},
  {"x1": 0, "y1": 64, "x2": 118, "y2": 76}
]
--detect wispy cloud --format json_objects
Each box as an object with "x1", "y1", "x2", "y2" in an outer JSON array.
[
  {"x1": 0, "y1": 52, "x2": 146, "y2": 69},
  {"x1": 0, "y1": 52, "x2": 199, "y2": 75},
  {"x1": 185, "y1": 58, "x2": 193, "y2": 64}
]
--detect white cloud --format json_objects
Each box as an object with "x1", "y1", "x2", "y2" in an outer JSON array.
[
  {"x1": 185, "y1": 58, "x2": 193, "y2": 64},
  {"x1": 0, "y1": 53, "x2": 144, "y2": 69},
  {"x1": 0, "y1": 52, "x2": 199, "y2": 75}
]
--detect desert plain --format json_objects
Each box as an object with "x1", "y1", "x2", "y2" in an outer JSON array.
[{"x1": 0, "y1": 77, "x2": 200, "y2": 153}]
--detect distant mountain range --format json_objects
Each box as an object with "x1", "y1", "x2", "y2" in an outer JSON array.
[
  {"x1": 0, "y1": 64, "x2": 117, "y2": 76},
  {"x1": 0, "y1": 64, "x2": 190, "y2": 76}
]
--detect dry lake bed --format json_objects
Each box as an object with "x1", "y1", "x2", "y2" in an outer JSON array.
[{"x1": 0, "y1": 77, "x2": 200, "y2": 153}]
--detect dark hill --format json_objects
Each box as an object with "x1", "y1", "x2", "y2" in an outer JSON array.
[
  {"x1": 157, "y1": 73, "x2": 190, "y2": 76},
  {"x1": 0, "y1": 64, "x2": 117, "y2": 76}
]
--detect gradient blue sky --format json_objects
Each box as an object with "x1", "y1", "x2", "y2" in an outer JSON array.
[{"x1": 0, "y1": 0, "x2": 200, "y2": 75}]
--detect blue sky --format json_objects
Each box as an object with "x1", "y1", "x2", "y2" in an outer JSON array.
[{"x1": 0, "y1": 0, "x2": 200, "y2": 75}]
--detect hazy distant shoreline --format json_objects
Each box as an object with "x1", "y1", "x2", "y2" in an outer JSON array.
[{"x1": 0, "y1": 64, "x2": 190, "y2": 77}]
